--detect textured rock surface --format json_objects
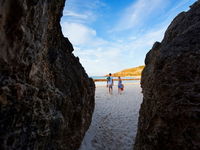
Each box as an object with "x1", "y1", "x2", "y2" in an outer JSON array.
[
  {"x1": 134, "y1": 1, "x2": 200, "y2": 150},
  {"x1": 0, "y1": 0, "x2": 95, "y2": 150}
]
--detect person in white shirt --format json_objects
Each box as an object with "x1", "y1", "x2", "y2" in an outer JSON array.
[{"x1": 106, "y1": 73, "x2": 114, "y2": 94}]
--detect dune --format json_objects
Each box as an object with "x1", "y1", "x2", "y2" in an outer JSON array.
[{"x1": 107, "y1": 66, "x2": 144, "y2": 77}]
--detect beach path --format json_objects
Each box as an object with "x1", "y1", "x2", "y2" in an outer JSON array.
[{"x1": 79, "y1": 84, "x2": 143, "y2": 150}]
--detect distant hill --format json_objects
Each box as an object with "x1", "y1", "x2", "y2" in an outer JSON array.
[{"x1": 109, "y1": 65, "x2": 145, "y2": 77}]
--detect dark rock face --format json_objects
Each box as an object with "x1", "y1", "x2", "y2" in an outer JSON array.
[
  {"x1": 0, "y1": 0, "x2": 95, "y2": 150},
  {"x1": 135, "y1": 1, "x2": 200, "y2": 150}
]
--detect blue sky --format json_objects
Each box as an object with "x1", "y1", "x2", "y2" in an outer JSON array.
[{"x1": 61, "y1": 0, "x2": 196, "y2": 76}]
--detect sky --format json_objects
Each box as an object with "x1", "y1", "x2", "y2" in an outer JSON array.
[{"x1": 61, "y1": 0, "x2": 196, "y2": 76}]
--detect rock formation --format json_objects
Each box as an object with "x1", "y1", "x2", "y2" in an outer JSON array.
[
  {"x1": 134, "y1": 1, "x2": 200, "y2": 150},
  {"x1": 0, "y1": 0, "x2": 95, "y2": 150}
]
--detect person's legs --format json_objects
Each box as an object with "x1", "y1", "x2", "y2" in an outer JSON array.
[
  {"x1": 118, "y1": 87, "x2": 122, "y2": 94},
  {"x1": 118, "y1": 85, "x2": 122, "y2": 94},
  {"x1": 108, "y1": 84, "x2": 110, "y2": 93},
  {"x1": 109, "y1": 85, "x2": 113, "y2": 94},
  {"x1": 119, "y1": 88, "x2": 122, "y2": 94}
]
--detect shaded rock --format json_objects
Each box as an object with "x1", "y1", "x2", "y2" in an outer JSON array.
[
  {"x1": 0, "y1": 0, "x2": 95, "y2": 150},
  {"x1": 134, "y1": 1, "x2": 200, "y2": 150}
]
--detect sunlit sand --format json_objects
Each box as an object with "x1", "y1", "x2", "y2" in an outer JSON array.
[{"x1": 79, "y1": 83, "x2": 143, "y2": 150}]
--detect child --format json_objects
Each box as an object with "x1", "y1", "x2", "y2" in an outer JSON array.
[
  {"x1": 118, "y1": 76, "x2": 124, "y2": 94},
  {"x1": 107, "y1": 73, "x2": 114, "y2": 94}
]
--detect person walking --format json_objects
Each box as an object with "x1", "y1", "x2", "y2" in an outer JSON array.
[
  {"x1": 118, "y1": 76, "x2": 124, "y2": 94},
  {"x1": 107, "y1": 73, "x2": 114, "y2": 94}
]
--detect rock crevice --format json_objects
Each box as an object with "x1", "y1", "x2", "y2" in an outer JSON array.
[
  {"x1": 0, "y1": 0, "x2": 95, "y2": 150},
  {"x1": 135, "y1": 1, "x2": 200, "y2": 150}
]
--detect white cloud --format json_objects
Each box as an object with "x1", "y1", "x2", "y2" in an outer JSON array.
[
  {"x1": 74, "y1": 47, "x2": 125, "y2": 76},
  {"x1": 62, "y1": 0, "x2": 106, "y2": 24},
  {"x1": 72, "y1": 24, "x2": 167, "y2": 76},
  {"x1": 61, "y1": 22, "x2": 96, "y2": 45},
  {"x1": 61, "y1": 0, "x2": 195, "y2": 76},
  {"x1": 132, "y1": 27, "x2": 166, "y2": 47},
  {"x1": 112, "y1": 0, "x2": 166, "y2": 31},
  {"x1": 61, "y1": 0, "x2": 169, "y2": 76},
  {"x1": 61, "y1": 22, "x2": 107, "y2": 47},
  {"x1": 63, "y1": 11, "x2": 88, "y2": 19},
  {"x1": 61, "y1": 10, "x2": 168, "y2": 76}
]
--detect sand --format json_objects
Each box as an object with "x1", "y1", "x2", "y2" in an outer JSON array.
[{"x1": 79, "y1": 83, "x2": 143, "y2": 150}]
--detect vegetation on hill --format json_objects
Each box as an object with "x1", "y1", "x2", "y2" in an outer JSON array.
[{"x1": 109, "y1": 66, "x2": 145, "y2": 77}]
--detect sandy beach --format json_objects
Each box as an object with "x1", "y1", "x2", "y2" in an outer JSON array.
[{"x1": 79, "y1": 83, "x2": 143, "y2": 150}]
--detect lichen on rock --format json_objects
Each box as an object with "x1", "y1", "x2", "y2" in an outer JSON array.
[
  {"x1": 0, "y1": 0, "x2": 95, "y2": 150},
  {"x1": 134, "y1": 1, "x2": 200, "y2": 150}
]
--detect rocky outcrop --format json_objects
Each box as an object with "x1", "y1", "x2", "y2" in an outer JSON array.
[
  {"x1": 110, "y1": 66, "x2": 144, "y2": 77},
  {"x1": 0, "y1": 0, "x2": 95, "y2": 150},
  {"x1": 134, "y1": 1, "x2": 200, "y2": 150}
]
